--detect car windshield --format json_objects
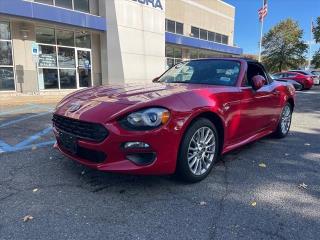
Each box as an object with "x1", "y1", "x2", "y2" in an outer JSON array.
[
  {"x1": 311, "y1": 71, "x2": 320, "y2": 76},
  {"x1": 158, "y1": 60, "x2": 241, "y2": 86}
]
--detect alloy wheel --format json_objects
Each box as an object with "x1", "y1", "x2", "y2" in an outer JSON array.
[
  {"x1": 187, "y1": 127, "x2": 216, "y2": 176},
  {"x1": 280, "y1": 105, "x2": 292, "y2": 135}
]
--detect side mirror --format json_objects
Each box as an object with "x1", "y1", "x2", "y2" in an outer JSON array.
[
  {"x1": 152, "y1": 77, "x2": 160, "y2": 83},
  {"x1": 251, "y1": 75, "x2": 266, "y2": 90}
]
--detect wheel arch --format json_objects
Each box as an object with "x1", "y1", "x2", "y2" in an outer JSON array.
[
  {"x1": 180, "y1": 111, "x2": 225, "y2": 156},
  {"x1": 287, "y1": 97, "x2": 295, "y2": 110}
]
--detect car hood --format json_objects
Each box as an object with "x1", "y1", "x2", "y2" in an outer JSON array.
[
  {"x1": 54, "y1": 83, "x2": 191, "y2": 122},
  {"x1": 54, "y1": 83, "x2": 231, "y2": 123},
  {"x1": 68, "y1": 83, "x2": 191, "y2": 104}
]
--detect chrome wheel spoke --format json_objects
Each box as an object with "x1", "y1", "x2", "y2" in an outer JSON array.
[
  {"x1": 280, "y1": 105, "x2": 292, "y2": 134},
  {"x1": 189, "y1": 157, "x2": 198, "y2": 168},
  {"x1": 187, "y1": 127, "x2": 216, "y2": 176}
]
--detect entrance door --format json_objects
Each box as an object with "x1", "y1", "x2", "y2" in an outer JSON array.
[{"x1": 76, "y1": 49, "x2": 92, "y2": 88}]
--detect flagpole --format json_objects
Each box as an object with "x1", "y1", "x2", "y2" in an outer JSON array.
[
  {"x1": 259, "y1": 0, "x2": 264, "y2": 62},
  {"x1": 308, "y1": 18, "x2": 313, "y2": 69},
  {"x1": 259, "y1": 17, "x2": 264, "y2": 62}
]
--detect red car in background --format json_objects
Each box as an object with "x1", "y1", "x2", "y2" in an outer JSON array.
[
  {"x1": 273, "y1": 71, "x2": 315, "y2": 89},
  {"x1": 53, "y1": 59, "x2": 295, "y2": 182}
]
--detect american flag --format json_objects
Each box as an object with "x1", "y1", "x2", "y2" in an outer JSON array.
[{"x1": 258, "y1": 0, "x2": 268, "y2": 22}]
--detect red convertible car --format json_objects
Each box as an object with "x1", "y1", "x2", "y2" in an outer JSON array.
[
  {"x1": 53, "y1": 59, "x2": 295, "y2": 182},
  {"x1": 273, "y1": 71, "x2": 315, "y2": 89}
]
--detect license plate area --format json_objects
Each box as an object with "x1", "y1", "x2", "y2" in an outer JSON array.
[{"x1": 59, "y1": 131, "x2": 77, "y2": 154}]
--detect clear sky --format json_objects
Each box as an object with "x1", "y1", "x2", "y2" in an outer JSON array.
[{"x1": 224, "y1": 0, "x2": 320, "y2": 56}]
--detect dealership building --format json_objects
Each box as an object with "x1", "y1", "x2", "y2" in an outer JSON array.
[{"x1": 0, "y1": 0, "x2": 242, "y2": 93}]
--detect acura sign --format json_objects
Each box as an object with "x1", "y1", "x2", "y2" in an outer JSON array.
[{"x1": 132, "y1": 0, "x2": 163, "y2": 10}]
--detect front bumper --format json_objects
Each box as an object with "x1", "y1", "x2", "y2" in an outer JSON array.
[
  {"x1": 304, "y1": 80, "x2": 314, "y2": 89},
  {"x1": 53, "y1": 120, "x2": 182, "y2": 175}
]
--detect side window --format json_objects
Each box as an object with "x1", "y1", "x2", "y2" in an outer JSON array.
[
  {"x1": 246, "y1": 63, "x2": 269, "y2": 87},
  {"x1": 273, "y1": 73, "x2": 282, "y2": 79},
  {"x1": 287, "y1": 73, "x2": 296, "y2": 78}
]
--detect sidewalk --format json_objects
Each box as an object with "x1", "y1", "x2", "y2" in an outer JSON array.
[{"x1": 0, "y1": 91, "x2": 73, "y2": 107}]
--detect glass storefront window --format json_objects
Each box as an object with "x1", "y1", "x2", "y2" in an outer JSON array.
[
  {"x1": 35, "y1": 26, "x2": 92, "y2": 90},
  {"x1": 190, "y1": 50, "x2": 198, "y2": 59},
  {"x1": 36, "y1": 27, "x2": 55, "y2": 44},
  {"x1": 0, "y1": 22, "x2": 11, "y2": 40},
  {"x1": 35, "y1": 0, "x2": 53, "y2": 4},
  {"x1": 174, "y1": 48, "x2": 182, "y2": 59},
  {"x1": 191, "y1": 26, "x2": 199, "y2": 38},
  {"x1": 208, "y1": 31, "x2": 215, "y2": 42},
  {"x1": 57, "y1": 30, "x2": 75, "y2": 46},
  {"x1": 190, "y1": 26, "x2": 228, "y2": 46},
  {"x1": 166, "y1": 20, "x2": 175, "y2": 33},
  {"x1": 222, "y1": 35, "x2": 229, "y2": 45},
  {"x1": 58, "y1": 47, "x2": 76, "y2": 68},
  {"x1": 199, "y1": 51, "x2": 207, "y2": 58},
  {"x1": 79, "y1": 69, "x2": 91, "y2": 87},
  {"x1": 75, "y1": 32, "x2": 91, "y2": 48},
  {"x1": 77, "y1": 50, "x2": 91, "y2": 87},
  {"x1": 74, "y1": 0, "x2": 89, "y2": 13},
  {"x1": 166, "y1": 46, "x2": 183, "y2": 69},
  {"x1": 200, "y1": 29, "x2": 208, "y2": 40},
  {"x1": 0, "y1": 21, "x2": 14, "y2": 91},
  {"x1": 35, "y1": 0, "x2": 96, "y2": 14},
  {"x1": 0, "y1": 41, "x2": 13, "y2": 65},
  {"x1": 55, "y1": 0, "x2": 72, "y2": 9},
  {"x1": 38, "y1": 68, "x2": 58, "y2": 90},
  {"x1": 0, "y1": 67, "x2": 14, "y2": 91},
  {"x1": 166, "y1": 58, "x2": 174, "y2": 69},
  {"x1": 77, "y1": 50, "x2": 91, "y2": 68},
  {"x1": 165, "y1": 46, "x2": 174, "y2": 58},
  {"x1": 215, "y1": 33, "x2": 222, "y2": 43},
  {"x1": 38, "y1": 45, "x2": 57, "y2": 68},
  {"x1": 60, "y1": 69, "x2": 76, "y2": 89},
  {"x1": 176, "y1": 22, "x2": 183, "y2": 35}
]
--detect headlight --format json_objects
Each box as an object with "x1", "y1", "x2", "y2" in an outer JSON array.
[{"x1": 122, "y1": 108, "x2": 170, "y2": 130}]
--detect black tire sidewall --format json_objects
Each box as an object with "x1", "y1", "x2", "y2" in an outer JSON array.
[{"x1": 176, "y1": 118, "x2": 219, "y2": 183}]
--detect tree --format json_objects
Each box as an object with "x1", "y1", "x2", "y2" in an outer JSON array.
[
  {"x1": 313, "y1": 17, "x2": 320, "y2": 42},
  {"x1": 262, "y1": 19, "x2": 308, "y2": 72},
  {"x1": 312, "y1": 50, "x2": 320, "y2": 68},
  {"x1": 312, "y1": 17, "x2": 320, "y2": 68}
]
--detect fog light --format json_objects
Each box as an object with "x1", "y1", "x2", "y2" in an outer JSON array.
[{"x1": 124, "y1": 142, "x2": 150, "y2": 149}]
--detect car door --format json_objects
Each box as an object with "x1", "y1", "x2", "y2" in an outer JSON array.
[{"x1": 236, "y1": 63, "x2": 281, "y2": 140}]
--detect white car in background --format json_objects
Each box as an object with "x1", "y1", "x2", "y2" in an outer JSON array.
[{"x1": 311, "y1": 70, "x2": 320, "y2": 85}]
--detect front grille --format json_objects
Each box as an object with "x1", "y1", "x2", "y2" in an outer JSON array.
[
  {"x1": 77, "y1": 146, "x2": 106, "y2": 163},
  {"x1": 57, "y1": 139, "x2": 106, "y2": 163},
  {"x1": 53, "y1": 114, "x2": 108, "y2": 142}
]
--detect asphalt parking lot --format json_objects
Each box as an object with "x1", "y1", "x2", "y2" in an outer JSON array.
[{"x1": 0, "y1": 87, "x2": 320, "y2": 240}]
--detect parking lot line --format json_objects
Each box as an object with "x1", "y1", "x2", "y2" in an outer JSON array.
[
  {"x1": 0, "y1": 140, "x2": 11, "y2": 150},
  {"x1": 15, "y1": 126, "x2": 53, "y2": 148},
  {"x1": 0, "y1": 111, "x2": 52, "y2": 128},
  {"x1": 0, "y1": 104, "x2": 36, "y2": 116},
  {"x1": 0, "y1": 140, "x2": 56, "y2": 153}
]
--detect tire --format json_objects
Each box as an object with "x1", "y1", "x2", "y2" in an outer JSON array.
[
  {"x1": 176, "y1": 118, "x2": 219, "y2": 183},
  {"x1": 274, "y1": 103, "x2": 293, "y2": 138}
]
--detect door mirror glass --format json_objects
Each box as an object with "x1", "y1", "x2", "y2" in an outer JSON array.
[{"x1": 251, "y1": 75, "x2": 266, "y2": 90}]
